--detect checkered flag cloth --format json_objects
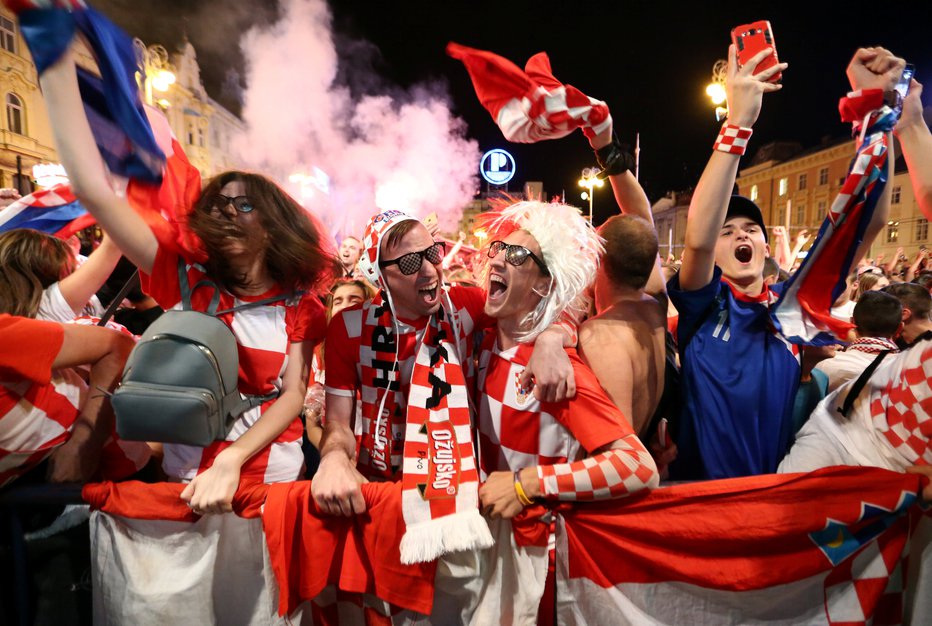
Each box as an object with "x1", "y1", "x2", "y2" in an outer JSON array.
[
  {"x1": 772, "y1": 106, "x2": 895, "y2": 345},
  {"x1": 0, "y1": 184, "x2": 95, "y2": 238},
  {"x1": 447, "y1": 42, "x2": 611, "y2": 143}
]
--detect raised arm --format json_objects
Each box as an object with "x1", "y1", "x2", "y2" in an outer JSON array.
[
  {"x1": 39, "y1": 51, "x2": 158, "y2": 273},
  {"x1": 57, "y1": 233, "x2": 122, "y2": 316},
  {"x1": 896, "y1": 80, "x2": 932, "y2": 220},
  {"x1": 845, "y1": 48, "x2": 905, "y2": 263},
  {"x1": 678, "y1": 46, "x2": 785, "y2": 291},
  {"x1": 589, "y1": 123, "x2": 667, "y2": 295}
]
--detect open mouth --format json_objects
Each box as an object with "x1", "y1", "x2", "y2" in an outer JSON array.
[
  {"x1": 734, "y1": 244, "x2": 753, "y2": 264},
  {"x1": 418, "y1": 280, "x2": 439, "y2": 304},
  {"x1": 487, "y1": 274, "x2": 508, "y2": 301}
]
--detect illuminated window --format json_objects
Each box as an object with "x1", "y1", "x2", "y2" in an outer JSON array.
[
  {"x1": 0, "y1": 17, "x2": 15, "y2": 54},
  {"x1": 750, "y1": 185, "x2": 758, "y2": 202},
  {"x1": 916, "y1": 218, "x2": 928, "y2": 242},
  {"x1": 778, "y1": 178, "x2": 788, "y2": 196},
  {"x1": 6, "y1": 93, "x2": 24, "y2": 135},
  {"x1": 887, "y1": 221, "x2": 899, "y2": 243}
]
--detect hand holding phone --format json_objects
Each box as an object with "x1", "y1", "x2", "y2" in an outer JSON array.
[{"x1": 731, "y1": 20, "x2": 781, "y2": 83}]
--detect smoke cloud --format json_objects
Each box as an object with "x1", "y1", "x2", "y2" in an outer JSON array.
[{"x1": 236, "y1": 0, "x2": 480, "y2": 238}]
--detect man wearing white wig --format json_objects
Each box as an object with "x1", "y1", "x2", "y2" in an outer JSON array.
[{"x1": 472, "y1": 201, "x2": 659, "y2": 625}]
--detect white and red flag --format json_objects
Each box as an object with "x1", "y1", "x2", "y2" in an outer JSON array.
[
  {"x1": 447, "y1": 42, "x2": 611, "y2": 143},
  {"x1": 557, "y1": 466, "x2": 930, "y2": 625}
]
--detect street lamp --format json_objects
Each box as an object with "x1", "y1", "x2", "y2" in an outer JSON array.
[
  {"x1": 578, "y1": 167, "x2": 603, "y2": 222},
  {"x1": 133, "y1": 38, "x2": 176, "y2": 107},
  {"x1": 705, "y1": 59, "x2": 728, "y2": 121}
]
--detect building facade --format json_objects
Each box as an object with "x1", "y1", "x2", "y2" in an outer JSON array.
[
  {"x1": 651, "y1": 137, "x2": 930, "y2": 268},
  {"x1": 0, "y1": 7, "x2": 245, "y2": 194}
]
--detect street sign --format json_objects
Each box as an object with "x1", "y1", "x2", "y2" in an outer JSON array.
[{"x1": 480, "y1": 149, "x2": 515, "y2": 185}]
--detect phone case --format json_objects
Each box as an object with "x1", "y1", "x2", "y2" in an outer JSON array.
[{"x1": 731, "y1": 20, "x2": 781, "y2": 83}]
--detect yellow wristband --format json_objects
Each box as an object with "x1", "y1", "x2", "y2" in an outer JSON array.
[{"x1": 514, "y1": 469, "x2": 534, "y2": 506}]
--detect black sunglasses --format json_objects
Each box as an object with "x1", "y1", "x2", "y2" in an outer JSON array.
[
  {"x1": 488, "y1": 240, "x2": 549, "y2": 275},
  {"x1": 379, "y1": 241, "x2": 446, "y2": 275},
  {"x1": 212, "y1": 194, "x2": 255, "y2": 214}
]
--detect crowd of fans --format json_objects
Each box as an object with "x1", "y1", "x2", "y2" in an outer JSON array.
[{"x1": 1, "y1": 5, "x2": 932, "y2": 621}]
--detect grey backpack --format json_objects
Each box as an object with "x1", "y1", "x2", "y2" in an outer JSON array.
[{"x1": 111, "y1": 260, "x2": 298, "y2": 446}]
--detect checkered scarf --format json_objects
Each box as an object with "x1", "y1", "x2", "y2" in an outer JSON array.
[
  {"x1": 358, "y1": 211, "x2": 492, "y2": 564},
  {"x1": 447, "y1": 42, "x2": 611, "y2": 143}
]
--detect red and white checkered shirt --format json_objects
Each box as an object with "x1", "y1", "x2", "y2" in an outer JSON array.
[
  {"x1": 476, "y1": 339, "x2": 631, "y2": 477},
  {"x1": 142, "y1": 247, "x2": 327, "y2": 483},
  {"x1": 325, "y1": 286, "x2": 488, "y2": 478}
]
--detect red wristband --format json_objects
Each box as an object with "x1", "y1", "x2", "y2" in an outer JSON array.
[
  {"x1": 713, "y1": 123, "x2": 753, "y2": 156},
  {"x1": 838, "y1": 89, "x2": 885, "y2": 124}
]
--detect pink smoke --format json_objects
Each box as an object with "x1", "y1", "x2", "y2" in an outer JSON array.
[{"x1": 236, "y1": 0, "x2": 480, "y2": 238}]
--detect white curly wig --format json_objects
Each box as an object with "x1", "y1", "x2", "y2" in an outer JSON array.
[{"x1": 481, "y1": 200, "x2": 604, "y2": 342}]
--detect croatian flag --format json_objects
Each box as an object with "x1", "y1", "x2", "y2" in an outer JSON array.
[
  {"x1": 0, "y1": 184, "x2": 93, "y2": 238},
  {"x1": 771, "y1": 110, "x2": 894, "y2": 345},
  {"x1": 11, "y1": 0, "x2": 165, "y2": 182},
  {"x1": 558, "y1": 467, "x2": 930, "y2": 625}
]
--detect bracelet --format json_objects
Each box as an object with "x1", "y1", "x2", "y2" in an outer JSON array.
[
  {"x1": 594, "y1": 133, "x2": 636, "y2": 179},
  {"x1": 713, "y1": 123, "x2": 753, "y2": 156},
  {"x1": 513, "y1": 469, "x2": 534, "y2": 506}
]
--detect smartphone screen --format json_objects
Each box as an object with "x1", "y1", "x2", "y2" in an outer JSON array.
[{"x1": 893, "y1": 64, "x2": 915, "y2": 118}]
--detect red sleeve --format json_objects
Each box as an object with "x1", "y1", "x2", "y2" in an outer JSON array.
[
  {"x1": 138, "y1": 245, "x2": 184, "y2": 310},
  {"x1": 323, "y1": 310, "x2": 359, "y2": 394},
  {"x1": 287, "y1": 294, "x2": 326, "y2": 345},
  {"x1": 548, "y1": 351, "x2": 633, "y2": 453},
  {"x1": 453, "y1": 286, "x2": 494, "y2": 331},
  {"x1": 0, "y1": 315, "x2": 64, "y2": 385}
]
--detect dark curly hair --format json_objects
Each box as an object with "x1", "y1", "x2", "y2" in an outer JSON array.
[{"x1": 188, "y1": 171, "x2": 339, "y2": 293}]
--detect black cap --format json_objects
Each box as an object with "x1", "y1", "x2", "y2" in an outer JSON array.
[{"x1": 725, "y1": 195, "x2": 768, "y2": 242}]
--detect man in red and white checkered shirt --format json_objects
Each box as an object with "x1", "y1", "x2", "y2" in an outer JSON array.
[{"x1": 474, "y1": 201, "x2": 659, "y2": 625}]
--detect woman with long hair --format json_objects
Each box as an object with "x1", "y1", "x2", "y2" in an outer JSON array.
[
  {"x1": 0, "y1": 228, "x2": 121, "y2": 321},
  {"x1": 38, "y1": 49, "x2": 339, "y2": 515}
]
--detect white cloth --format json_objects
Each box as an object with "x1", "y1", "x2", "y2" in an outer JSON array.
[
  {"x1": 814, "y1": 350, "x2": 879, "y2": 394},
  {"x1": 829, "y1": 300, "x2": 856, "y2": 323},
  {"x1": 38, "y1": 282, "x2": 77, "y2": 322}
]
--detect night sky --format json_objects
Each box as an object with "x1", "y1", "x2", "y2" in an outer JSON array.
[{"x1": 97, "y1": 0, "x2": 932, "y2": 220}]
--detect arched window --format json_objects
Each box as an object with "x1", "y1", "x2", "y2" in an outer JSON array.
[{"x1": 6, "y1": 93, "x2": 24, "y2": 135}]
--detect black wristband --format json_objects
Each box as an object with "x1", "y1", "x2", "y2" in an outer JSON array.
[{"x1": 594, "y1": 134, "x2": 635, "y2": 179}]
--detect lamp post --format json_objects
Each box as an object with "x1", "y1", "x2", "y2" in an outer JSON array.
[
  {"x1": 133, "y1": 38, "x2": 176, "y2": 108},
  {"x1": 578, "y1": 167, "x2": 603, "y2": 223},
  {"x1": 705, "y1": 59, "x2": 728, "y2": 121}
]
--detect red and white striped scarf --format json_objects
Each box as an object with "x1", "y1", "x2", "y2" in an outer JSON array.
[
  {"x1": 358, "y1": 296, "x2": 491, "y2": 564},
  {"x1": 357, "y1": 210, "x2": 491, "y2": 564}
]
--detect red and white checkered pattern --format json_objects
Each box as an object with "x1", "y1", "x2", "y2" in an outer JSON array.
[
  {"x1": 448, "y1": 43, "x2": 611, "y2": 145},
  {"x1": 326, "y1": 286, "x2": 486, "y2": 477},
  {"x1": 0, "y1": 315, "x2": 148, "y2": 486},
  {"x1": 142, "y1": 247, "x2": 327, "y2": 484},
  {"x1": 2, "y1": 0, "x2": 85, "y2": 14},
  {"x1": 823, "y1": 515, "x2": 910, "y2": 625},
  {"x1": 868, "y1": 342, "x2": 932, "y2": 464},
  {"x1": 713, "y1": 123, "x2": 753, "y2": 156},
  {"x1": 476, "y1": 338, "x2": 657, "y2": 501}
]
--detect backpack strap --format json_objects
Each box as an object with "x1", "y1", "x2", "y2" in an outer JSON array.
[
  {"x1": 837, "y1": 350, "x2": 892, "y2": 418},
  {"x1": 98, "y1": 270, "x2": 139, "y2": 327},
  {"x1": 178, "y1": 257, "x2": 221, "y2": 314},
  {"x1": 215, "y1": 290, "x2": 306, "y2": 316}
]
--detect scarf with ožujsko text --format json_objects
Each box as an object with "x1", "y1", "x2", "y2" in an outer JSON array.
[{"x1": 357, "y1": 296, "x2": 492, "y2": 564}]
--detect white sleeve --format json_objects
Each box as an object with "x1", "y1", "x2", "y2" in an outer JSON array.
[{"x1": 37, "y1": 282, "x2": 78, "y2": 322}]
